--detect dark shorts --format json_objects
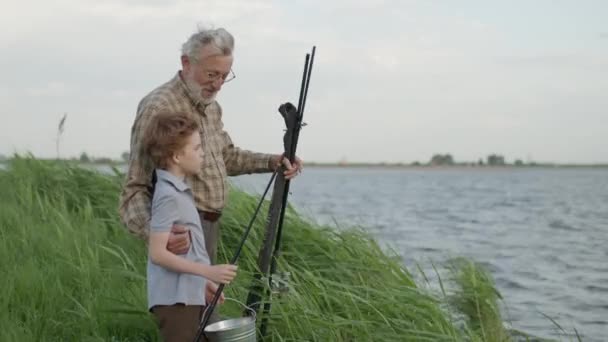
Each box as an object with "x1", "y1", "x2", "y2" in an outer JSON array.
[{"x1": 151, "y1": 304, "x2": 205, "y2": 342}]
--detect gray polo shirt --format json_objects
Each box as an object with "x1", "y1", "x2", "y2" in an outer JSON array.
[{"x1": 147, "y1": 169, "x2": 211, "y2": 309}]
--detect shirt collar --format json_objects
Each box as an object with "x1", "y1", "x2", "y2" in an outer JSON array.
[{"x1": 155, "y1": 169, "x2": 190, "y2": 192}]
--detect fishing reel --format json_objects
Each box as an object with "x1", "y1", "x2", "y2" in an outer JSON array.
[
  {"x1": 258, "y1": 271, "x2": 290, "y2": 299},
  {"x1": 269, "y1": 271, "x2": 291, "y2": 297}
]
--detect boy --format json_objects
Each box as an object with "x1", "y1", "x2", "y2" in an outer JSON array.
[{"x1": 142, "y1": 111, "x2": 238, "y2": 342}]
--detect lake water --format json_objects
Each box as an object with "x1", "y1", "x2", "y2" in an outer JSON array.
[{"x1": 230, "y1": 167, "x2": 608, "y2": 341}]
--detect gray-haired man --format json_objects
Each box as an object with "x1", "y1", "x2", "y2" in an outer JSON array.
[{"x1": 120, "y1": 27, "x2": 302, "y2": 268}]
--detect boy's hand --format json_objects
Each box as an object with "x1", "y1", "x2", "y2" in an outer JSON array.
[
  {"x1": 207, "y1": 264, "x2": 238, "y2": 284},
  {"x1": 205, "y1": 281, "x2": 225, "y2": 304},
  {"x1": 166, "y1": 225, "x2": 190, "y2": 254}
]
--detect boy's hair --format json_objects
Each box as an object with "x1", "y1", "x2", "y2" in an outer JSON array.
[{"x1": 142, "y1": 111, "x2": 201, "y2": 169}]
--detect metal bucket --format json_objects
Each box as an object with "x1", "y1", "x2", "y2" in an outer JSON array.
[{"x1": 203, "y1": 298, "x2": 256, "y2": 342}]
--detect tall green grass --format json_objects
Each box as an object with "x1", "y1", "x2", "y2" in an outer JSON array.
[
  {"x1": 447, "y1": 258, "x2": 510, "y2": 342},
  {"x1": 1, "y1": 156, "x2": 516, "y2": 341}
]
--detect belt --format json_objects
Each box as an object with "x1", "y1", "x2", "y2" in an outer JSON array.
[{"x1": 199, "y1": 210, "x2": 222, "y2": 223}]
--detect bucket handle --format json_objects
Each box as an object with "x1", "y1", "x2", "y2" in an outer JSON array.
[
  {"x1": 226, "y1": 297, "x2": 257, "y2": 320},
  {"x1": 201, "y1": 297, "x2": 257, "y2": 324}
]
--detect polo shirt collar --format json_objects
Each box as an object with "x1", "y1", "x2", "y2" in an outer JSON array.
[{"x1": 155, "y1": 169, "x2": 189, "y2": 192}]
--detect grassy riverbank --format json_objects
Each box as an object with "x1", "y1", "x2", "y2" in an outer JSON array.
[{"x1": 0, "y1": 156, "x2": 561, "y2": 341}]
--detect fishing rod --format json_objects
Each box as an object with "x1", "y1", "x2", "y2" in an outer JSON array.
[
  {"x1": 260, "y1": 46, "x2": 315, "y2": 338},
  {"x1": 193, "y1": 170, "x2": 278, "y2": 342},
  {"x1": 245, "y1": 46, "x2": 316, "y2": 339}
]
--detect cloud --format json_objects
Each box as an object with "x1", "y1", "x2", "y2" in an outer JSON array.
[{"x1": 1, "y1": 1, "x2": 607, "y2": 163}]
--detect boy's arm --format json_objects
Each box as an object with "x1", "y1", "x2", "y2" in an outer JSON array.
[
  {"x1": 149, "y1": 194, "x2": 237, "y2": 284},
  {"x1": 149, "y1": 232, "x2": 236, "y2": 284},
  {"x1": 149, "y1": 232, "x2": 212, "y2": 276}
]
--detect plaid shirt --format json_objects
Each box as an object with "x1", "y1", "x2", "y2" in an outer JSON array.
[{"x1": 119, "y1": 72, "x2": 274, "y2": 239}]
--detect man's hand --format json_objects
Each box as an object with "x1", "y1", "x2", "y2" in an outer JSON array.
[
  {"x1": 271, "y1": 154, "x2": 303, "y2": 180},
  {"x1": 166, "y1": 225, "x2": 191, "y2": 254},
  {"x1": 205, "y1": 281, "x2": 225, "y2": 304}
]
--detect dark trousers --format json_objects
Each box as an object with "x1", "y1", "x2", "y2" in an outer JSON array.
[
  {"x1": 199, "y1": 213, "x2": 221, "y2": 324},
  {"x1": 151, "y1": 304, "x2": 206, "y2": 342},
  {"x1": 199, "y1": 214, "x2": 220, "y2": 265}
]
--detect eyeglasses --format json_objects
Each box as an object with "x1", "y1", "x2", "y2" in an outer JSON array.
[{"x1": 204, "y1": 69, "x2": 236, "y2": 84}]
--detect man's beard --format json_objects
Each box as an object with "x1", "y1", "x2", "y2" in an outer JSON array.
[{"x1": 184, "y1": 75, "x2": 216, "y2": 105}]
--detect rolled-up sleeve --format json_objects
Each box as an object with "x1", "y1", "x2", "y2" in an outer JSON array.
[{"x1": 221, "y1": 129, "x2": 274, "y2": 176}]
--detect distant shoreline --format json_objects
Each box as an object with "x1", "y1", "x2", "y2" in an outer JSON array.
[
  {"x1": 305, "y1": 163, "x2": 608, "y2": 169},
  {"x1": 1, "y1": 159, "x2": 607, "y2": 170}
]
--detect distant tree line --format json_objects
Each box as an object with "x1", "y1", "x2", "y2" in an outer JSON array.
[
  {"x1": 423, "y1": 153, "x2": 525, "y2": 167},
  {"x1": 73, "y1": 151, "x2": 130, "y2": 164}
]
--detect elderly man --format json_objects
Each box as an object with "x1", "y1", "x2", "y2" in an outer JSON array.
[{"x1": 119, "y1": 27, "x2": 301, "y2": 263}]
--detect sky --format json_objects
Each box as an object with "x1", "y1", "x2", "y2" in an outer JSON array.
[{"x1": 1, "y1": 0, "x2": 607, "y2": 164}]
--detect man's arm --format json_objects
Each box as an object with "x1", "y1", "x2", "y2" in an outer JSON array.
[
  {"x1": 118, "y1": 104, "x2": 159, "y2": 240},
  {"x1": 119, "y1": 178, "x2": 152, "y2": 240},
  {"x1": 221, "y1": 128, "x2": 275, "y2": 176},
  {"x1": 210, "y1": 103, "x2": 274, "y2": 176}
]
